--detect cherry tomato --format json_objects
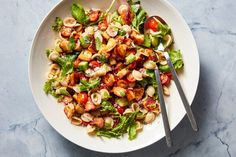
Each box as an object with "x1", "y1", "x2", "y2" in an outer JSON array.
[
  {"x1": 146, "y1": 17, "x2": 158, "y2": 32},
  {"x1": 117, "y1": 106, "x2": 125, "y2": 115},
  {"x1": 160, "y1": 74, "x2": 171, "y2": 86},
  {"x1": 89, "y1": 60, "x2": 100, "y2": 68},
  {"x1": 77, "y1": 92, "x2": 88, "y2": 105},
  {"x1": 117, "y1": 80, "x2": 128, "y2": 88},
  {"x1": 143, "y1": 97, "x2": 157, "y2": 110},
  {"x1": 126, "y1": 73, "x2": 136, "y2": 82},
  {"x1": 103, "y1": 74, "x2": 115, "y2": 87}
]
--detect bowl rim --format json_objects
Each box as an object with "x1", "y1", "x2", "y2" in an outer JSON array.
[{"x1": 28, "y1": 0, "x2": 200, "y2": 153}]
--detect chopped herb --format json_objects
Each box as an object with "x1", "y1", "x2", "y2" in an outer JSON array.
[{"x1": 52, "y1": 17, "x2": 63, "y2": 32}]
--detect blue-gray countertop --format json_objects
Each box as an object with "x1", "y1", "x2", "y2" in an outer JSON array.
[{"x1": 0, "y1": 0, "x2": 236, "y2": 156}]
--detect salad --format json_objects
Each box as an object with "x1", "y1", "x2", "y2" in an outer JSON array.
[{"x1": 44, "y1": 0, "x2": 184, "y2": 140}]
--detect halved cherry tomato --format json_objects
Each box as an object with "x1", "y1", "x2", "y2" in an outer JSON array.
[
  {"x1": 145, "y1": 17, "x2": 159, "y2": 32},
  {"x1": 126, "y1": 73, "x2": 136, "y2": 82},
  {"x1": 89, "y1": 60, "x2": 100, "y2": 68},
  {"x1": 77, "y1": 92, "x2": 88, "y2": 105},
  {"x1": 166, "y1": 72, "x2": 172, "y2": 79},
  {"x1": 89, "y1": 10, "x2": 99, "y2": 22},
  {"x1": 143, "y1": 97, "x2": 157, "y2": 111},
  {"x1": 160, "y1": 74, "x2": 171, "y2": 86},
  {"x1": 117, "y1": 105, "x2": 125, "y2": 115},
  {"x1": 117, "y1": 79, "x2": 128, "y2": 88},
  {"x1": 103, "y1": 74, "x2": 115, "y2": 87}
]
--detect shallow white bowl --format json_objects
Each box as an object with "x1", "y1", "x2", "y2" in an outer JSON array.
[{"x1": 29, "y1": 0, "x2": 199, "y2": 153}]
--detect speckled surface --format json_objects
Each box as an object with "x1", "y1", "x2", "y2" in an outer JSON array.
[{"x1": 0, "y1": 0, "x2": 236, "y2": 156}]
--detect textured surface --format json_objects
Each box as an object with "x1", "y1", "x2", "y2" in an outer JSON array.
[{"x1": 0, "y1": 0, "x2": 235, "y2": 156}]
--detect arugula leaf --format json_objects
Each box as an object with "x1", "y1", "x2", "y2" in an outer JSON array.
[
  {"x1": 71, "y1": 3, "x2": 89, "y2": 25},
  {"x1": 52, "y1": 17, "x2": 63, "y2": 32},
  {"x1": 131, "y1": 7, "x2": 147, "y2": 32},
  {"x1": 128, "y1": 122, "x2": 137, "y2": 140},
  {"x1": 159, "y1": 50, "x2": 184, "y2": 72},
  {"x1": 96, "y1": 113, "x2": 138, "y2": 139},
  {"x1": 68, "y1": 38, "x2": 76, "y2": 51},
  {"x1": 54, "y1": 54, "x2": 77, "y2": 77},
  {"x1": 96, "y1": 130, "x2": 121, "y2": 138}
]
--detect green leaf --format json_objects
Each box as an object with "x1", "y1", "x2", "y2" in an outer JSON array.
[
  {"x1": 100, "y1": 101, "x2": 116, "y2": 112},
  {"x1": 68, "y1": 38, "x2": 76, "y2": 51},
  {"x1": 96, "y1": 130, "x2": 121, "y2": 138},
  {"x1": 43, "y1": 79, "x2": 54, "y2": 94},
  {"x1": 54, "y1": 54, "x2": 77, "y2": 77},
  {"x1": 71, "y1": 3, "x2": 89, "y2": 24},
  {"x1": 158, "y1": 50, "x2": 184, "y2": 72},
  {"x1": 46, "y1": 49, "x2": 53, "y2": 57},
  {"x1": 142, "y1": 34, "x2": 151, "y2": 47},
  {"x1": 78, "y1": 78, "x2": 101, "y2": 91},
  {"x1": 132, "y1": 8, "x2": 147, "y2": 32},
  {"x1": 97, "y1": 55, "x2": 108, "y2": 63},
  {"x1": 128, "y1": 122, "x2": 137, "y2": 140},
  {"x1": 95, "y1": 37, "x2": 102, "y2": 51},
  {"x1": 52, "y1": 17, "x2": 63, "y2": 32},
  {"x1": 80, "y1": 36, "x2": 91, "y2": 48}
]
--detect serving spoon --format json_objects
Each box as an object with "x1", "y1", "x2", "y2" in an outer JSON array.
[{"x1": 144, "y1": 16, "x2": 198, "y2": 147}]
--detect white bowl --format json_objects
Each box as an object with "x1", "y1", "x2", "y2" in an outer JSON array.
[{"x1": 29, "y1": 0, "x2": 199, "y2": 153}]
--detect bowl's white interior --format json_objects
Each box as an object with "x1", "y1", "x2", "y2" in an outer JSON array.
[{"x1": 29, "y1": 0, "x2": 199, "y2": 153}]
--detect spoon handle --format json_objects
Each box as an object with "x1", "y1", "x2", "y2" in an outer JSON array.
[
  {"x1": 154, "y1": 68, "x2": 173, "y2": 147},
  {"x1": 164, "y1": 52, "x2": 198, "y2": 131}
]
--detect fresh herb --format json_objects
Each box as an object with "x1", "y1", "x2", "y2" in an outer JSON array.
[
  {"x1": 142, "y1": 34, "x2": 151, "y2": 48},
  {"x1": 131, "y1": 2, "x2": 147, "y2": 33},
  {"x1": 97, "y1": 55, "x2": 108, "y2": 63},
  {"x1": 71, "y1": 3, "x2": 89, "y2": 25},
  {"x1": 43, "y1": 79, "x2": 54, "y2": 94},
  {"x1": 100, "y1": 101, "x2": 116, "y2": 112},
  {"x1": 128, "y1": 121, "x2": 137, "y2": 140},
  {"x1": 77, "y1": 78, "x2": 101, "y2": 91},
  {"x1": 68, "y1": 38, "x2": 76, "y2": 51},
  {"x1": 54, "y1": 54, "x2": 78, "y2": 77},
  {"x1": 96, "y1": 113, "x2": 138, "y2": 140},
  {"x1": 46, "y1": 49, "x2": 53, "y2": 57},
  {"x1": 159, "y1": 50, "x2": 184, "y2": 72},
  {"x1": 52, "y1": 17, "x2": 63, "y2": 32},
  {"x1": 80, "y1": 36, "x2": 91, "y2": 48},
  {"x1": 43, "y1": 79, "x2": 61, "y2": 98}
]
